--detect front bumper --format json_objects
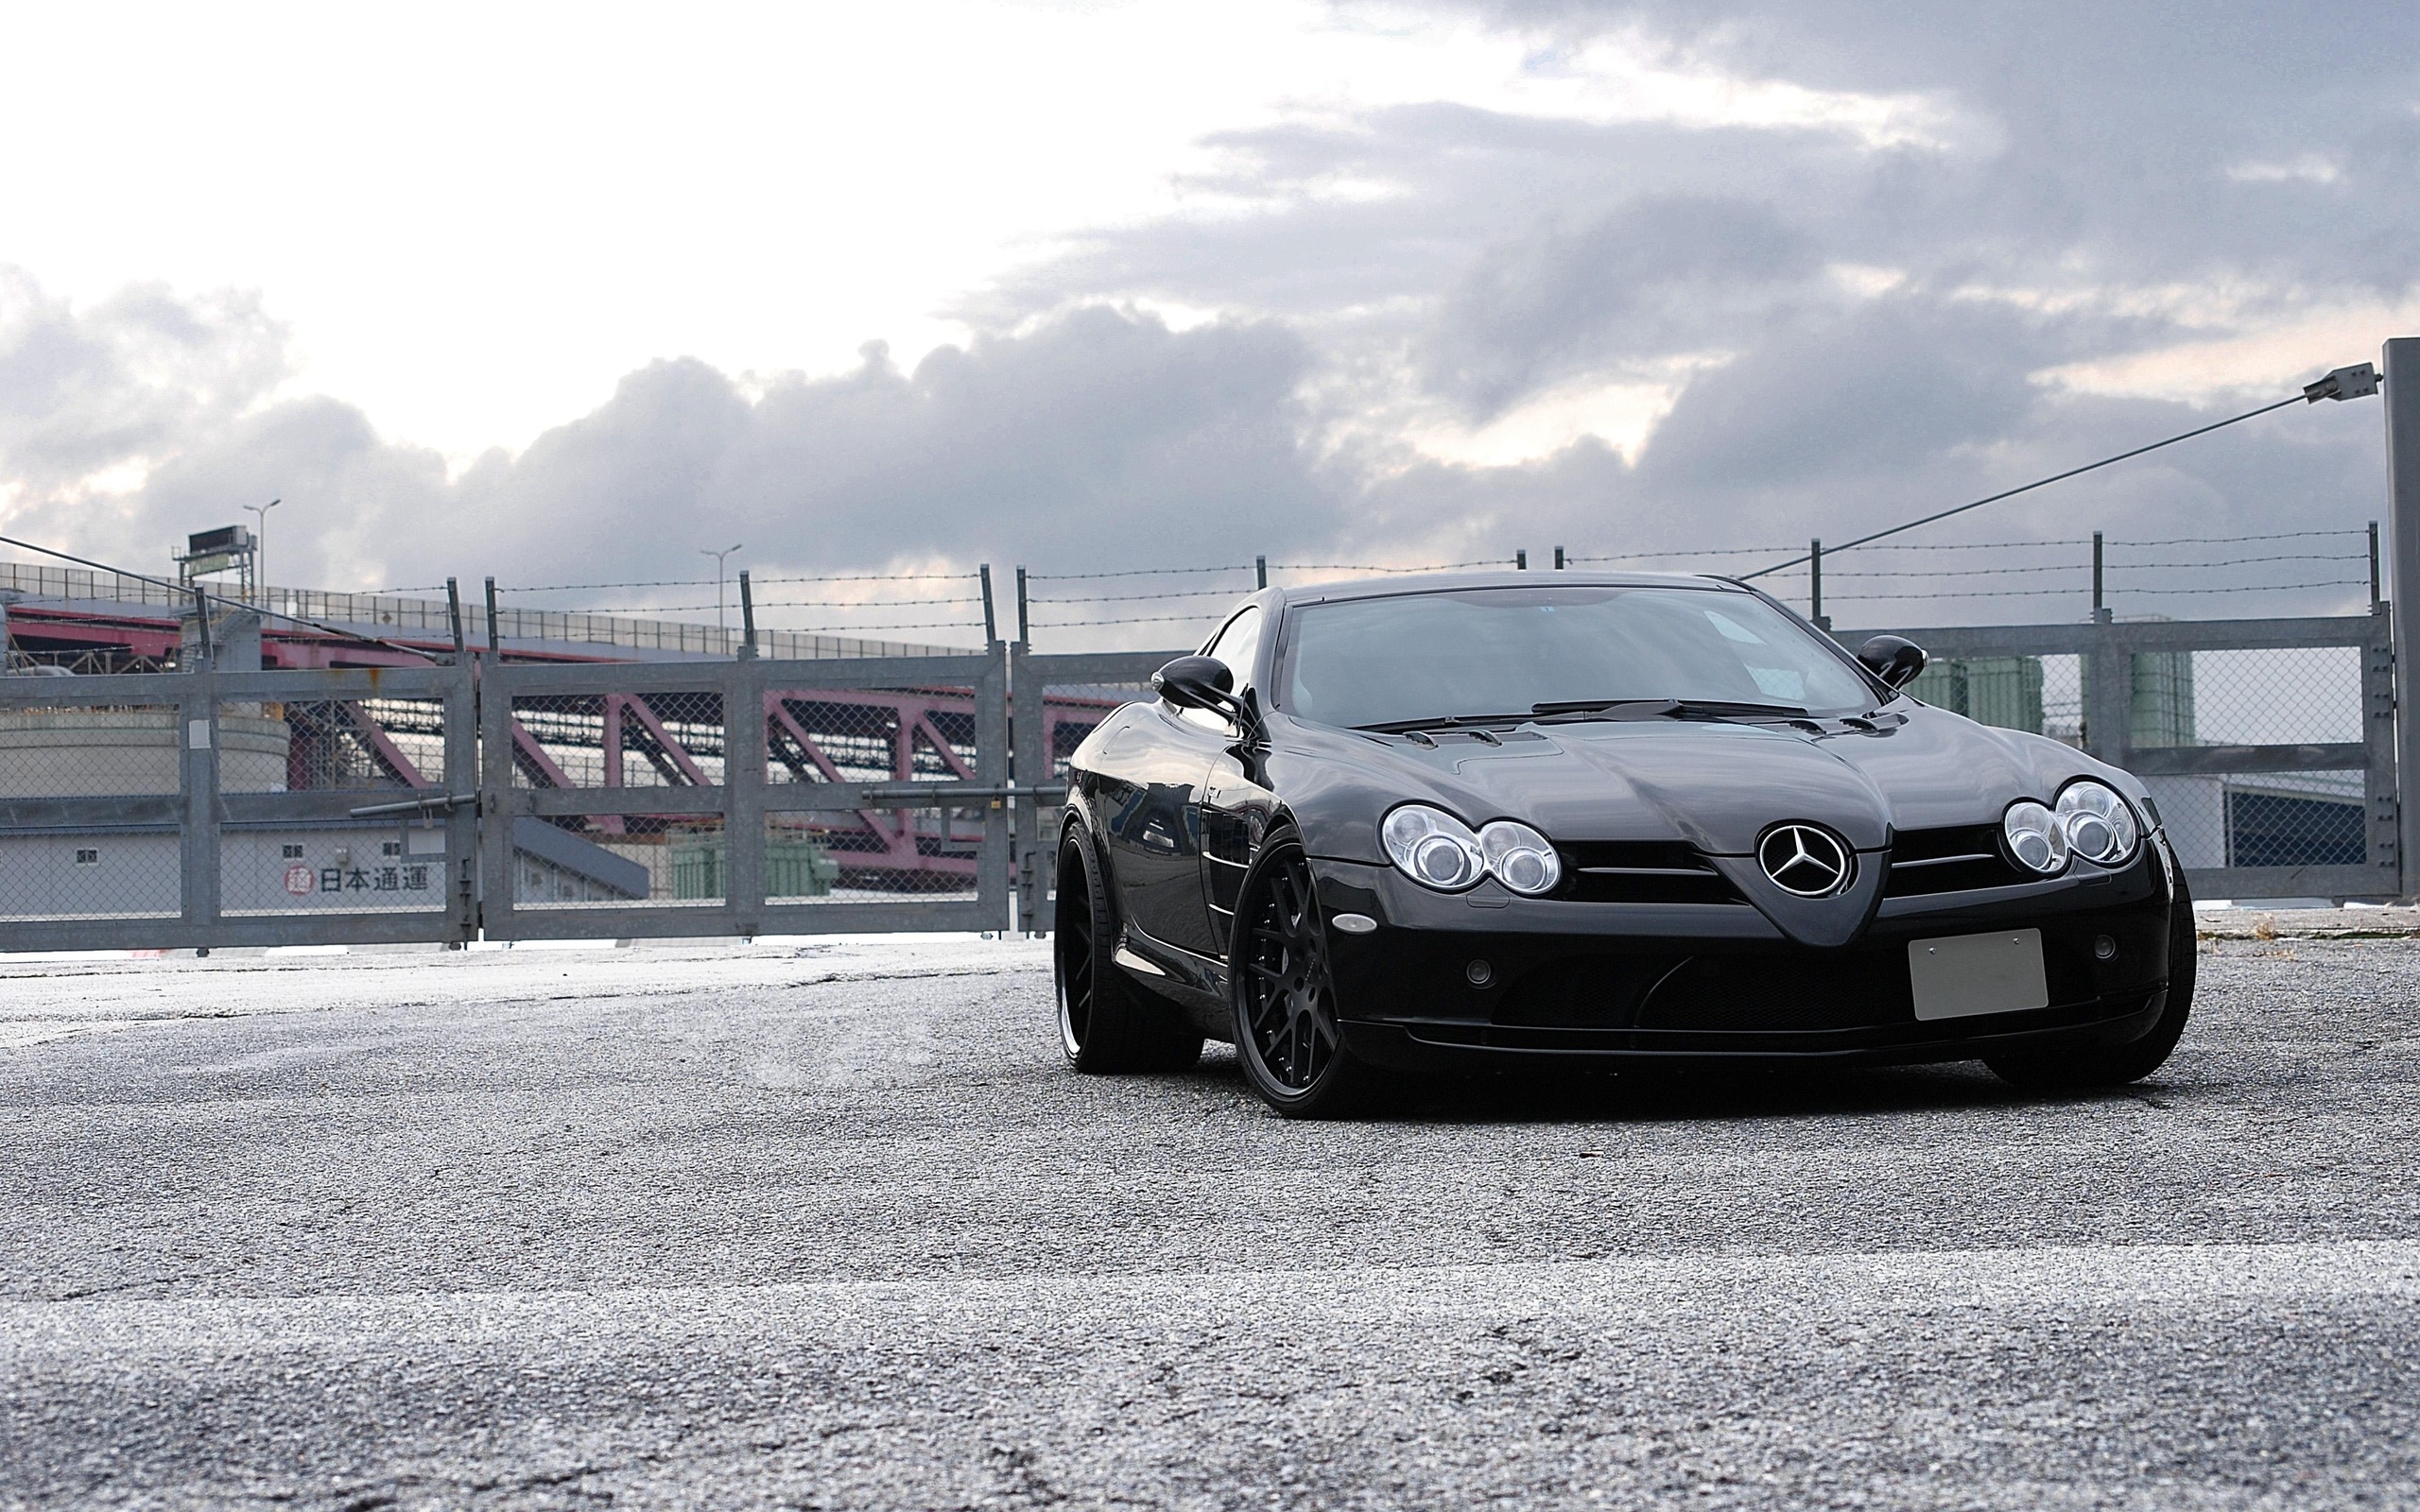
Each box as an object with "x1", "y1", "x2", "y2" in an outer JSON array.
[{"x1": 1308, "y1": 844, "x2": 2178, "y2": 1070}]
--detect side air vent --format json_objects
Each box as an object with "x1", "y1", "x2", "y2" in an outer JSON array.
[
  {"x1": 1884, "y1": 824, "x2": 2033, "y2": 896},
  {"x1": 1557, "y1": 840, "x2": 1745, "y2": 905}
]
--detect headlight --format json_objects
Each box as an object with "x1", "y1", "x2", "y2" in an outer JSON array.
[
  {"x1": 1383, "y1": 805, "x2": 1487, "y2": 890},
  {"x1": 1382, "y1": 806, "x2": 1564, "y2": 894},
  {"x1": 1479, "y1": 819, "x2": 1562, "y2": 896},
  {"x1": 2057, "y1": 780, "x2": 2140, "y2": 866},
  {"x1": 2002, "y1": 799, "x2": 2069, "y2": 875}
]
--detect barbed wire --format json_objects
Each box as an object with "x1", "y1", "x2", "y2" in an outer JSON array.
[
  {"x1": 1023, "y1": 564, "x2": 1255, "y2": 580},
  {"x1": 2108, "y1": 552, "x2": 2367, "y2": 569},
  {"x1": 1029, "y1": 610, "x2": 1230, "y2": 628},
  {"x1": 1822, "y1": 552, "x2": 2366, "y2": 581},
  {"x1": 1564, "y1": 546, "x2": 1795, "y2": 561},
  {"x1": 1030, "y1": 586, "x2": 1258, "y2": 605},
  {"x1": 1829, "y1": 577, "x2": 2366, "y2": 603},
  {"x1": 756, "y1": 620, "x2": 988, "y2": 634},
  {"x1": 2104, "y1": 529, "x2": 2367, "y2": 545},
  {"x1": 500, "y1": 571, "x2": 979, "y2": 592},
  {"x1": 2110, "y1": 578, "x2": 2370, "y2": 597},
  {"x1": 1802, "y1": 539, "x2": 2098, "y2": 552},
  {"x1": 519, "y1": 596, "x2": 982, "y2": 614}
]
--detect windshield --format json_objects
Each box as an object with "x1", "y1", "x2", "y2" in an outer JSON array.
[{"x1": 1276, "y1": 585, "x2": 1878, "y2": 729}]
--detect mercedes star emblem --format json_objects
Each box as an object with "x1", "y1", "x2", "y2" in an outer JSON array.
[{"x1": 1758, "y1": 823, "x2": 1852, "y2": 898}]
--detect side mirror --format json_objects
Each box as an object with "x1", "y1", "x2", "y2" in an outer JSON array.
[
  {"x1": 1151, "y1": 655, "x2": 1233, "y2": 711},
  {"x1": 1857, "y1": 635, "x2": 1928, "y2": 690}
]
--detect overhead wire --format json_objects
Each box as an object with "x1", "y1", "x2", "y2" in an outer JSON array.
[{"x1": 1740, "y1": 390, "x2": 2315, "y2": 580}]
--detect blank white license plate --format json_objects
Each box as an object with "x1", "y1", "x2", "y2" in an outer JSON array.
[{"x1": 1908, "y1": 928, "x2": 2049, "y2": 1021}]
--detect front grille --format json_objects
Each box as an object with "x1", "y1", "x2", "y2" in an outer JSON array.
[
  {"x1": 1557, "y1": 840, "x2": 1745, "y2": 904},
  {"x1": 1885, "y1": 824, "x2": 2032, "y2": 896},
  {"x1": 1495, "y1": 949, "x2": 1913, "y2": 1032}
]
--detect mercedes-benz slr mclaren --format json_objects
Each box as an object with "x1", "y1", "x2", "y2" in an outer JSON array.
[{"x1": 1052, "y1": 572, "x2": 2192, "y2": 1117}]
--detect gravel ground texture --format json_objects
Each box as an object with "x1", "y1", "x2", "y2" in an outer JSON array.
[{"x1": 2, "y1": 926, "x2": 2416, "y2": 1511}]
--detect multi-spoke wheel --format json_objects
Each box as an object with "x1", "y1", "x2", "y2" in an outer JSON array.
[
  {"x1": 1053, "y1": 823, "x2": 1202, "y2": 1074},
  {"x1": 1231, "y1": 834, "x2": 1384, "y2": 1117}
]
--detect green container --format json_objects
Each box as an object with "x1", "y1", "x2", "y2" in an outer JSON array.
[
  {"x1": 1906, "y1": 656, "x2": 2046, "y2": 734},
  {"x1": 668, "y1": 832, "x2": 841, "y2": 900},
  {"x1": 2127, "y1": 650, "x2": 2195, "y2": 747}
]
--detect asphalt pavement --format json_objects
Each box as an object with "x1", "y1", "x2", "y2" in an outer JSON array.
[{"x1": 2, "y1": 930, "x2": 2416, "y2": 1510}]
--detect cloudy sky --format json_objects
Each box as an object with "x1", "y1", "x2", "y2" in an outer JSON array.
[{"x1": 2, "y1": 0, "x2": 2414, "y2": 641}]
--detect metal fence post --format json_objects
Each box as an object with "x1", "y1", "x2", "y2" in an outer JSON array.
[
  {"x1": 450, "y1": 656, "x2": 481, "y2": 940},
  {"x1": 2083, "y1": 620, "x2": 2132, "y2": 769},
  {"x1": 1007, "y1": 639, "x2": 1038, "y2": 935},
  {"x1": 724, "y1": 659, "x2": 766, "y2": 934},
  {"x1": 2364, "y1": 614, "x2": 2401, "y2": 895},
  {"x1": 477, "y1": 660, "x2": 516, "y2": 940},
  {"x1": 177, "y1": 670, "x2": 221, "y2": 938},
  {"x1": 977, "y1": 640, "x2": 1014, "y2": 932},
  {"x1": 2386, "y1": 337, "x2": 2420, "y2": 898}
]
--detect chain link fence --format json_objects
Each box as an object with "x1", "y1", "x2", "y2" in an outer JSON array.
[
  {"x1": 0, "y1": 610, "x2": 2399, "y2": 951},
  {"x1": 1872, "y1": 614, "x2": 2395, "y2": 901}
]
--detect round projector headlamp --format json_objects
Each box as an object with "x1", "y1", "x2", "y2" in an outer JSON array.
[
  {"x1": 2056, "y1": 780, "x2": 2140, "y2": 866},
  {"x1": 1478, "y1": 820, "x2": 1563, "y2": 897},
  {"x1": 2002, "y1": 799, "x2": 2069, "y2": 875},
  {"x1": 1383, "y1": 805, "x2": 1486, "y2": 890}
]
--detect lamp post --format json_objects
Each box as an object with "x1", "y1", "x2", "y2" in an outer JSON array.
[
  {"x1": 244, "y1": 498, "x2": 280, "y2": 602},
  {"x1": 701, "y1": 543, "x2": 743, "y2": 645}
]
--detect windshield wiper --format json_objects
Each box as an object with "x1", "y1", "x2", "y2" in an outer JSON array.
[
  {"x1": 1530, "y1": 697, "x2": 1808, "y2": 723},
  {"x1": 1530, "y1": 698, "x2": 1679, "y2": 717},
  {"x1": 1356, "y1": 713, "x2": 1529, "y2": 734}
]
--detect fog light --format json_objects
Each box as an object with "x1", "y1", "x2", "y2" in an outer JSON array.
[
  {"x1": 2094, "y1": 935, "x2": 2118, "y2": 960},
  {"x1": 1465, "y1": 958, "x2": 1494, "y2": 987}
]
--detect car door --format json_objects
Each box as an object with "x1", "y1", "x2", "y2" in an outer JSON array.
[
  {"x1": 1095, "y1": 698, "x2": 1229, "y2": 956},
  {"x1": 1194, "y1": 606, "x2": 1274, "y2": 955}
]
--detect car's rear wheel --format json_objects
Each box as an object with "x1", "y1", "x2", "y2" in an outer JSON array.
[
  {"x1": 1054, "y1": 826, "x2": 1202, "y2": 1074},
  {"x1": 1986, "y1": 861, "x2": 2198, "y2": 1091},
  {"x1": 1231, "y1": 834, "x2": 1386, "y2": 1117}
]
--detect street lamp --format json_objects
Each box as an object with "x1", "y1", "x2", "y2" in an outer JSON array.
[
  {"x1": 701, "y1": 543, "x2": 743, "y2": 644},
  {"x1": 244, "y1": 498, "x2": 280, "y2": 602}
]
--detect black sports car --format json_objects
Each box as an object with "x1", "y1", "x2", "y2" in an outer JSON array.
[{"x1": 1052, "y1": 571, "x2": 2193, "y2": 1117}]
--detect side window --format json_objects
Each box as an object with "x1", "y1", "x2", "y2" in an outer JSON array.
[
  {"x1": 1208, "y1": 606, "x2": 1263, "y2": 694},
  {"x1": 1178, "y1": 606, "x2": 1262, "y2": 731}
]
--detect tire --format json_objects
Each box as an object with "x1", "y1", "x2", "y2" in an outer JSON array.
[
  {"x1": 1229, "y1": 833, "x2": 1388, "y2": 1118},
  {"x1": 1053, "y1": 823, "x2": 1203, "y2": 1074},
  {"x1": 1987, "y1": 860, "x2": 2197, "y2": 1091}
]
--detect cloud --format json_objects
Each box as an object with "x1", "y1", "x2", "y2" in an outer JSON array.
[
  {"x1": 0, "y1": 266, "x2": 287, "y2": 515},
  {"x1": 1426, "y1": 193, "x2": 1822, "y2": 414},
  {"x1": 0, "y1": 283, "x2": 1340, "y2": 598},
  {"x1": 3, "y1": 3, "x2": 2413, "y2": 639}
]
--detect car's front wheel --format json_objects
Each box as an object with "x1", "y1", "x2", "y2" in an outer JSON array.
[
  {"x1": 1230, "y1": 834, "x2": 1386, "y2": 1117},
  {"x1": 1054, "y1": 825, "x2": 1202, "y2": 1074},
  {"x1": 1986, "y1": 862, "x2": 2198, "y2": 1091}
]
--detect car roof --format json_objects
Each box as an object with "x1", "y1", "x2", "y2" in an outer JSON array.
[{"x1": 1264, "y1": 569, "x2": 1747, "y2": 608}]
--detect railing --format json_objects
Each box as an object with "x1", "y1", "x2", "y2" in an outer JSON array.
[{"x1": 0, "y1": 561, "x2": 965, "y2": 661}]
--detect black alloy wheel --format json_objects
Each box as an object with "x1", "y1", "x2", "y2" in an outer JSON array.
[
  {"x1": 1986, "y1": 857, "x2": 2198, "y2": 1090},
  {"x1": 1231, "y1": 834, "x2": 1383, "y2": 1117},
  {"x1": 1053, "y1": 824, "x2": 1202, "y2": 1074}
]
